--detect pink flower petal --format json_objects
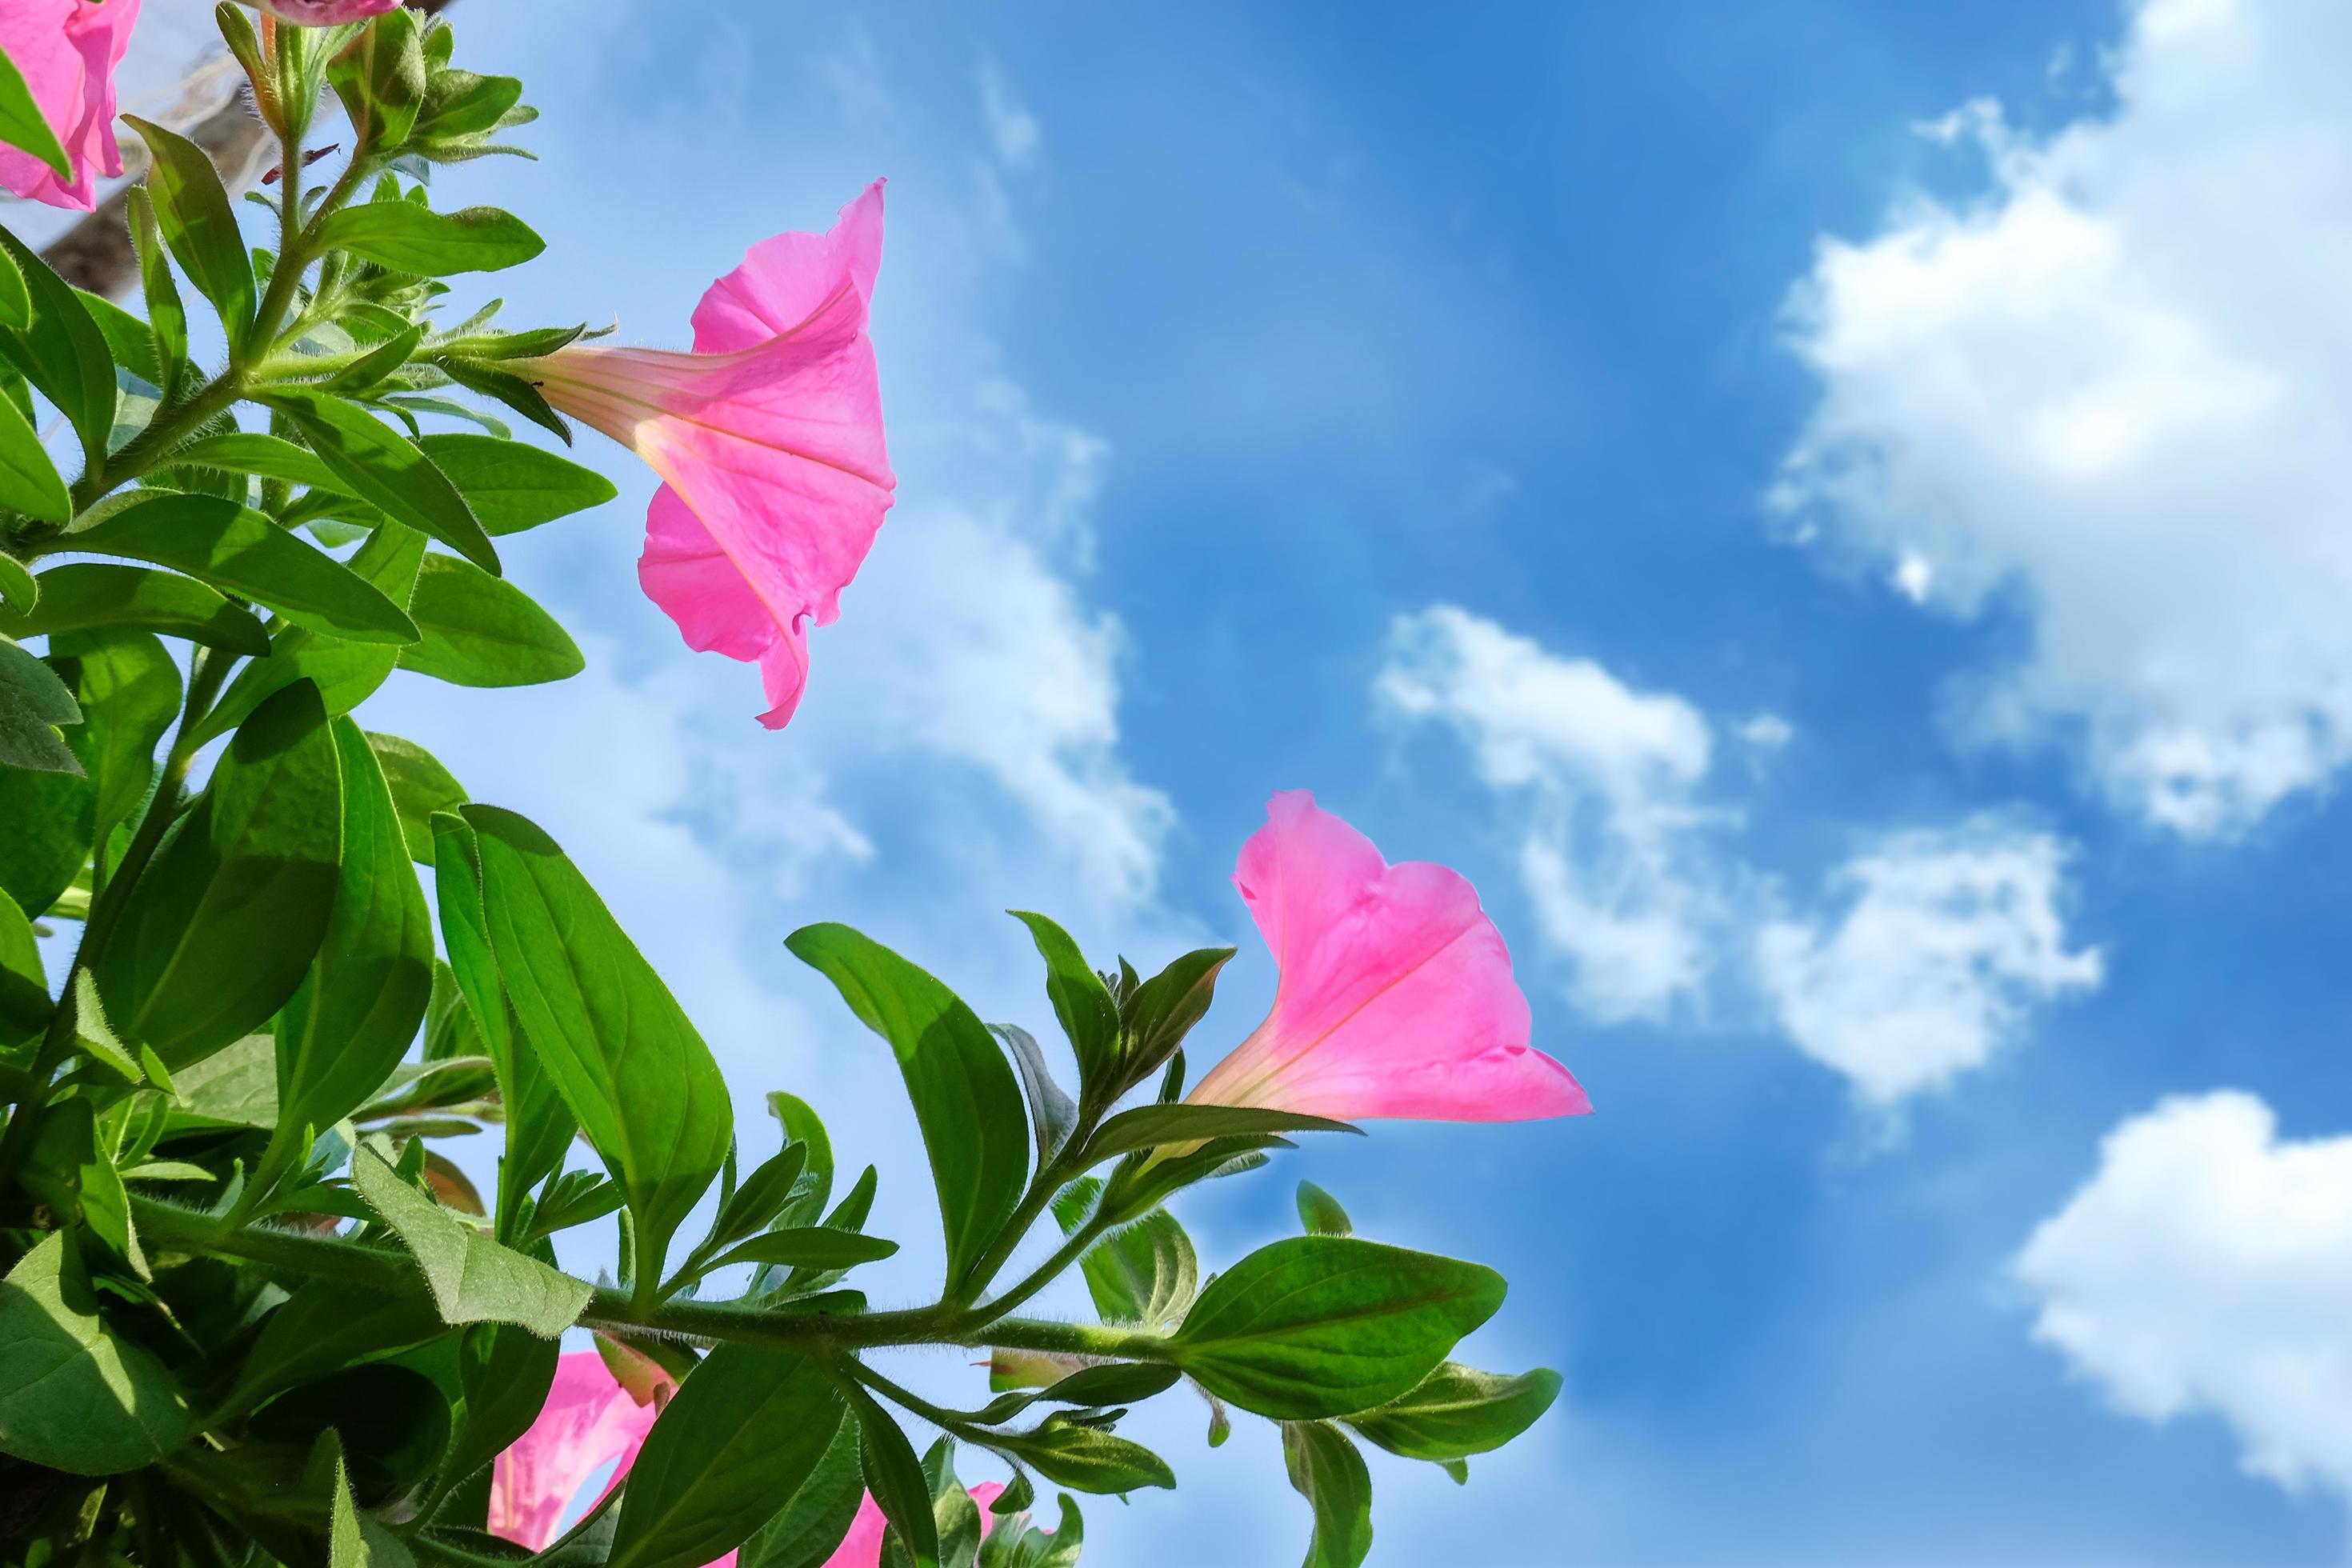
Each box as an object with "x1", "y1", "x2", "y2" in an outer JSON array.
[
  {"x1": 638, "y1": 484, "x2": 811, "y2": 726},
  {"x1": 0, "y1": 0, "x2": 142, "y2": 212},
  {"x1": 823, "y1": 1483, "x2": 1006, "y2": 1568},
  {"x1": 692, "y1": 181, "x2": 886, "y2": 355},
  {"x1": 488, "y1": 1351, "x2": 662, "y2": 1551},
  {"x1": 534, "y1": 182, "x2": 894, "y2": 729},
  {"x1": 1189, "y1": 791, "x2": 1592, "y2": 1122}
]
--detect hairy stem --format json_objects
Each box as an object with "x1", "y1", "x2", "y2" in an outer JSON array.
[{"x1": 126, "y1": 1194, "x2": 1175, "y2": 1365}]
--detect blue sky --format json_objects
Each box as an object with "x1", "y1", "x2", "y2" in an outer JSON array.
[{"x1": 52, "y1": 0, "x2": 2352, "y2": 1560}]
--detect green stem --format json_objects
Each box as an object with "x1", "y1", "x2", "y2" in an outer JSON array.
[
  {"x1": 842, "y1": 1358, "x2": 997, "y2": 1442},
  {"x1": 125, "y1": 1194, "x2": 1174, "y2": 1364},
  {"x1": 974, "y1": 1209, "x2": 1114, "y2": 1323},
  {"x1": 951, "y1": 1146, "x2": 1082, "y2": 1310},
  {"x1": 66, "y1": 370, "x2": 247, "y2": 512}
]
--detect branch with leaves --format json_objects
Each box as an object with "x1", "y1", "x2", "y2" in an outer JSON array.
[{"x1": 0, "y1": 8, "x2": 1586, "y2": 1566}]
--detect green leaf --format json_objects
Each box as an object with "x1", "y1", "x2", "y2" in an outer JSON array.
[
  {"x1": 78, "y1": 286, "x2": 162, "y2": 390},
  {"x1": 96, "y1": 680, "x2": 342, "y2": 1068},
  {"x1": 0, "y1": 246, "x2": 24, "y2": 330},
  {"x1": 329, "y1": 7, "x2": 427, "y2": 150},
  {"x1": 1081, "y1": 1213, "x2": 1197, "y2": 1330},
  {"x1": 0, "y1": 632, "x2": 82, "y2": 773},
  {"x1": 396, "y1": 551, "x2": 581, "y2": 686},
  {"x1": 442, "y1": 1321, "x2": 560, "y2": 1496},
  {"x1": 329, "y1": 1430, "x2": 418, "y2": 1568},
  {"x1": 703, "y1": 1227, "x2": 898, "y2": 1275},
  {"x1": 129, "y1": 187, "x2": 188, "y2": 403},
  {"x1": 0, "y1": 1232, "x2": 192, "y2": 1474},
  {"x1": 69, "y1": 492, "x2": 419, "y2": 645},
  {"x1": 269, "y1": 390, "x2": 499, "y2": 572},
  {"x1": 165, "y1": 1031, "x2": 278, "y2": 1126},
  {"x1": 606, "y1": 1344, "x2": 848, "y2": 1568},
  {"x1": 323, "y1": 321, "x2": 425, "y2": 395},
  {"x1": 414, "y1": 69, "x2": 525, "y2": 142},
  {"x1": 50, "y1": 630, "x2": 180, "y2": 867},
  {"x1": 0, "y1": 564, "x2": 270, "y2": 657},
  {"x1": 844, "y1": 1376, "x2": 939, "y2": 1568},
  {"x1": 126, "y1": 116, "x2": 258, "y2": 344},
  {"x1": 975, "y1": 1496, "x2": 1082, "y2": 1568},
  {"x1": 463, "y1": 805, "x2": 731, "y2": 1290},
  {"x1": 192, "y1": 522, "x2": 426, "y2": 748},
  {"x1": 352, "y1": 1146, "x2": 591, "y2": 1337},
  {"x1": 21, "y1": 1096, "x2": 146, "y2": 1277},
  {"x1": 1169, "y1": 1236, "x2": 1506, "y2": 1421},
  {"x1": 415, "y1": 432, "x2": 614, "y2": 534},
  {"x1": 1117, "y1": 946, "x2": 1234, "y2": 1088},
  {"x1": 266, "y1": 718, "x2": 434, "y2": 1188},
  {"x1": 0, "y1": 46, "x2": 70, "y2": 178},
  {"x1": 0, "y1": 382, "x2": 67, "y2": 522},
  {"x1": 767, "y1": 1090, "x2": 836, "y2": 1221},
  {"x1": 1342, "y1": 1362, "x2": 1562, "y2": 1462},
  {"x1": 1296, "y1": 1181, "x2": 1353, "y2": 1238},
  {"x1": 367, "y1": 731, "x2": 465, "y2": 864},
  {"x1": 431, "y1": 811, "x2": 573, "y2": 1243},
  {"x1": 0, "y1": 230, "x2": 114, "y2": 463},
  {"x1": 318, "y1": 202, "x2": 546, "y2": 275},
  {"x1": 1079, "y1": 1103, "x2": 1358, "y2": 1165},
  {"x1": 1283, "y1": 1422, "x2": 1374, "y2": 1568},
  {"x1": 786, "y1": 923, "x2": 1030, "y2": 1295},
  {"x1": 882, "y1": 1440, "x2": 982, "y2": 1568},
  {"x1": 67, "y1": 969, "x2": 139, "y2": 1083},
  {"x1": 0, "y1": 885, "x2": 49, "y2": 1046},
  {"x1": 0, "y1": 553, "x2": 33, "y2": 614},
  {"x1": 0, "y1": 745, "x2": 98, "y2": 914},
  {"x1": 736, "y1": 1413, "x2": 867, "y2": 1568},
  {"x1": 170, "y1": 430, "x2": 342, "y2": 492},
  {"x1": 992, "y1": 1417, "x2": 1175, "y2": 1496},
  {"x1": 435, "y1": 355, "x2": 570, "y2": 443},
  {"x1": 1008, "y1": 911, "x2": 1118, "y2": 1105},
  {"x1": 993, "y1": 1023, "x2": 1076, "y2": 1165},
  {"x1": 218, "y1": 1281, "x2": 450, "y2": 1419}
]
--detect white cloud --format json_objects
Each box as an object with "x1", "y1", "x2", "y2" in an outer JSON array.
[
  {"x1": 1378, "y1": 604, "x2": 1726, "y2": 1020},
  {"x1": 977, "y1": 55, "x2": 1042, "y2": 171},
  {"x1": 1755, "y1": 824, "x2": 2102, "y2": 1104},
  {"x1": 832, "y1": 506, "x2": 1172, "y2": 909},
  {"x1": 1380, "y1": 607, "x2": 2097, "y2": 1100},
  {"x1": 1775, "y1": 0, "x2": 2352, "y2": 837},
  {"x1": 2014, "y1": 1091, "x2": 2352, "y2": 1499}
]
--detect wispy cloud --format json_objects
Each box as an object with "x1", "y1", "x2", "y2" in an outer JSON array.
[
  {"x1": 1757, "y1": 824, "x2": 2103, "y2": 1106},
  {"x1": 1377, "y1": 604, "x2": 2099, "y2": 1106},
  {"x1": 978, "y1": 54, "x2": 1042, "y2": 171},
  {"x1": 1378, "y1": 603, "x2": 1726, "y2": 1021}
]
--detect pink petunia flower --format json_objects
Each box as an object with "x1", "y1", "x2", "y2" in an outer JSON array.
[
  {"x1": 528, "y1": 182, "x2": 895, "y2": 729},
  {"x1": 1187, "y1": 790, "x2": 1593, "y2": 1122},
  {"x1": 488, "y1": 1350, "x2": 665, "y2": 1553},
  {"x1": 242, "y1": 0, "x2": 400, "y2": 22},
  {"x1": 826, "y1": 1484, "x2": 1006, "y2": 1568},
  {"x1": 491, "y1": 1350, "x2": 1006, "y2": 1567},
  {"x1": 0, "y1": 0, "x2": 142, "y2": 212}
]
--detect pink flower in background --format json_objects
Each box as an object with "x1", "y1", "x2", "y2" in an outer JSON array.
[
  {"x1": 491, "y1": 1351, "x2": 1010, "y2": 1567},
  {"x1": 1187, "y1": 790, "x2": 1592, "y2": 1122},
  {"x1": 489, "y1": 1351, "x2": 664, "y2": 1553},
  {"x1": 530, "y1": 181, "x2": 895, "y2": 729},
  {"x1": 0, "y1": 0, "x2": 142, "y2": 212},
  {"x1": 243, "y1": 0, "x2": 399, "y2": 22},
  {"x1": 825, "y1": 1485, "x2": 1006, "y2": 1568}
]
